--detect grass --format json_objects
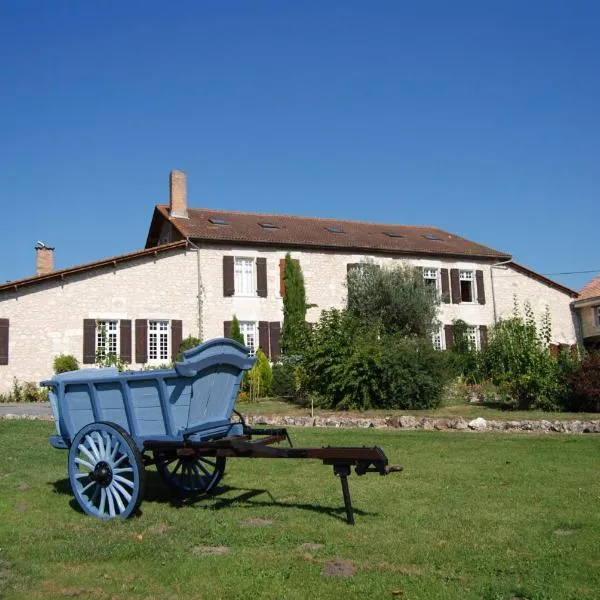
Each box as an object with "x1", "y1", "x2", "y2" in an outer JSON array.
[
  {"x1": 1, "y1": 421, "x2": 599, "y2": 600},
  {"x1": 239, "y1": 397, "x2": 600, "y2": 422}
]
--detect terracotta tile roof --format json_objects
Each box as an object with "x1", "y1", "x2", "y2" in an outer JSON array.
[
  {"x1": 0, "y1": 240, "x2": 188, "y2": 294},
  {"x1": 578, "y1": 275, "x2": 600, "y2": 301},
  {"x1": 148, "y1": 205, "x2": 512, "y2": 260}
]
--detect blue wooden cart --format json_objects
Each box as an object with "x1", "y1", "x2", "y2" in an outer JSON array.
[{"x1": 42, "y1": 338, "x2": 399, "y2": 524}]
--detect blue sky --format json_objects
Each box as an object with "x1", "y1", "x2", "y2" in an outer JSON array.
[{"x1": 1, "y1": 1, "x2": 598, "y2": 291}]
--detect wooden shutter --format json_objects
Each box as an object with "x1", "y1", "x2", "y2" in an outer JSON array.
[
  {"x1": 223, "y1": 321, "x2": 232, "y2": 338},
  {"x1": 83, "y1": 319, "x2": 96, "y2": 364},
  {"x1": 258, "y1": 321, "x2": 270, "y2": 358},
  {"x1": 476, "y1": 270, "x2": 486, "y2": 304},
  {"x1": 440, "y1": 268, "x2": 450, "y2": 303},
  {"x1": 135, "y1": 319, "x2": 148, "y2": 363},
  {"x1": 347, "y1": 263, "x2": 360, "y2": 273},
  {"x1": 279, "y1": 257, "x2": 300, "y2": 297},
  {"x1": 479, "y1": 325, "x2": 488, "y2": 349},
  {"x1": 120, "y1": 320, "x2": 132, "y2": 363},
  {"x1": 444, "y1": 324, "x2": 454, "y2": 350},
  {"x1": 450, "y1": 268, "x2": 461, "y2": 304},
  {"x1": 269, "y1": 322, "x2": 281, "y2": 360},
  {"x1": 171, "y1": 320, "x2": 183, "y2": 360},
  {"x1": 0, "y1": 318, "x2": 9, "y2": 365},
  {"x1": 223, "y1": 256, "x2": 235, "y2": 297},
  {"x1": 256, "y1": 257, "x2": 267, "y2": 297}
]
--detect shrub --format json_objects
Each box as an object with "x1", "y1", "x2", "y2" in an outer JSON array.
[
  {"x1": 0, "y1": 379, "x2": 49, "y2": 403},
  {"x1": 95, "y1": 353, "x2": 129, "y2": 372},
  {"x1": 229, "y1": 316, "x2": 245, "y2": 345},
  {"x1": 567, "y1": 353, "x2": 600, "y2": 412},
  {"x1": 53, "y1": 354, "x2": 79, "y2": 374},
  {"x1": 271, "y1": 361, "x2": 296, "y2": 398},
  {"x1": 175, "y1": 335, "x2": 202, "y2": 362},
  {"x1": 445, "y1": 319, "x2": 481, "y2": 382},
  {"x1": 244, "y1": 350, "x2": 273, "y2": 401}
]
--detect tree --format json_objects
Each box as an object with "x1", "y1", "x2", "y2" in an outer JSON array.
[
  {"x1": 229, "y1": 315, "x2": 245, "y2": 345},
  {"x1": 281, "y1": 253, "x2": 308, "y2": 355},
  {"x1": 346, "y1": 262, "x2": 439, "y2": 337}
]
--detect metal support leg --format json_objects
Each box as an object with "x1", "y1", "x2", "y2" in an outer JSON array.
[{"x1": 334, "y1": 465, "x2": 355, "y2": 525}]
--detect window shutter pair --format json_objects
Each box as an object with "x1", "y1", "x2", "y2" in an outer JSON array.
[
  {"x1": 0, "y1": 318, "x2": 9, "y2": 365},
  {"x1": 224, "y1": 320, "x2": 281, "y2": 360},
  {"x1": 442, "y1": 324, "x2": 488, "y2": 350},
  {"x1": 279, "y1": 258, "x2": 300, "y2": 297},
  {"x1": 448, "y1": 269, "x2": 486, "y2": 304},
  {"x1": 135, "y1": 319, "x2": 182, "y2": 363},
  {"x1": 83, "y1": 319, "x2": 134, "y2": 365},
  {"x1": 223, "y1": 256, "x2": 268, "y2": 297}
]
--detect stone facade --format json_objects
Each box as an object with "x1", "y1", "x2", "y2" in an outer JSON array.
[{"x1": 0, "y1": 242, "x2": 578, "y2": 394}]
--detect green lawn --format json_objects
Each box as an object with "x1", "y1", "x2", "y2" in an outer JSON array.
[
  {"x1": 1, "y1": 421, "x2": 599, "y2": 600},
  {"x1": 240, "y1": 397, "x2": 600, "y2": 422}
]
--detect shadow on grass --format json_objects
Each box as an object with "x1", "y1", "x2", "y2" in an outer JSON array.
[{"x1": 50, "y1": 471, "x2": 376, "y2": 523}]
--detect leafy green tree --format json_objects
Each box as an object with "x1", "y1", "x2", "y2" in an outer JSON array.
[
  {"x1": 346, "y1": 262, "x2": 439, "y2": 337},
  {"x1": 245, "y1": 349, "x2": 273, "y2": 401},
  {"x1": 229, "y1": 315, "x2": 245, "y2": 345},
  {"x1": 281, "y1": 253, "x2": 308, "y2": 355}
]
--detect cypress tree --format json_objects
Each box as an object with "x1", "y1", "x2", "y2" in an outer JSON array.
[
  {"x1": 230, "y1": 315, "x2": 245, "y2": 345},
  {"x1": 281, "y1": 253, "x2": 308, "y2": 355}
]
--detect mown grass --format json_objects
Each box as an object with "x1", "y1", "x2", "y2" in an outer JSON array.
[
  {"x1": 1, "y1": 421, "x2": 599, "y2": 599},
  {"x1": 240, "y1": 397, "x2": 600, "y2": 422}
]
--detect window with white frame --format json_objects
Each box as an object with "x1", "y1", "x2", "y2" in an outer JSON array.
[
  {"x1": 234, "y1": 257, "x2": 255, "y2": 296},
  {"x1": 148, "y1": 320, "x2": 170, "y2": 363},
  {"x1": 466, "y1": 325, "x2": 479, "y2": 350},
  {"x1": 239, "y1": 321, "x2": 258, "y2": 356},
  {"x1": 423, "y1": 268, "x2": 439, "y2": 291},
  {"x1": 432, "y1": 326, "x2": 444, "y2": 351},
  {"x1": 96, "y1": 320, "x2": 118, "y2": 359},
  {"x1": 459, "y1": 270, "x2": 475, "y2": 302}
]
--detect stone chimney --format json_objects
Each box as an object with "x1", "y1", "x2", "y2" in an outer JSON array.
[
  {"x1": 169, "y1": 170, "x2": 188, "y2": 219},
  {"x1": 35, "y1": 242, "x2": 55, "y2": 275}
]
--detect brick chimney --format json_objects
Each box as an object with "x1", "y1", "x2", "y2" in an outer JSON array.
[
  {"x1": 35, "y1": 242, "x2": 55, "y2": 275},
  {"x1": 169, "y1": 170, "x2": 188, "y2": 219}
]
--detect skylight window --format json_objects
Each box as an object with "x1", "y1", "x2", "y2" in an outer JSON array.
[
  {"x1": 423, "y1": 234, "x2": 442, "y2": 241},
  {"x1": 208, "y1": 218, "x2": 229, "y2": 225},
  {"x1": 326, "y1": 225, "x2": 344, "y2": 233},
  {"x1": 384, "y1": 231, "x2": 404, "y2": 238},
  {"x1": 259, "y1": 222, "x2": 279, "y2": 229}
]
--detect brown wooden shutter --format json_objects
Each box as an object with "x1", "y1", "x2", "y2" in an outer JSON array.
[
  {"x1": 171, "y1": 320, "x2": 183, "y2": 360},
  {"x1": 120, "y1": 320, "x2": 132, "y2": 363},
  {"x1": 479, "y1": 325, "x2": 488, "y2": 349},
  {"x1": 269, "y1": 322, "x2": 281, "y2": 360},
  {"x1": 0, "y1": 318, "x2": 9, "y2": 365},
  {"x1": 223, "y1": 321, "x2": 232, "y2": 338},
  {"x1": 450, "y1": 268, "x2": 461, "y2": 304},
  {"x1": 444, "y1": 324, "x2": 454, "y2": 349},
  {"x1": 258, "y1": 321, "x2": 270, "y2": 358},
  {"x1": 347, "y1": 263, "x2": 360, "y2": 273},
  {"x1": 440, "y1": 268, "x2": 450, "y2": 303},
  {"x1": 83, "y1": 319, "x2": 96, "y2": 364},
  {"x1": 135, "y1": 319, "x2": 148, "y2": 363},
  {"x1": 476, "y1": 270, "x2": 486, "y2": 304},
  {"x1": 223, "y1": 256, "x2": 235, "y2": 297},
  {"x1": 256, "y1": 257, "x2": 267, "y2": 297}
]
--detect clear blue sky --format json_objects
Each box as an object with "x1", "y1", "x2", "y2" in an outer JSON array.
[{"x1": 1, "y1": 1, "x2": 598, "y2": 291}]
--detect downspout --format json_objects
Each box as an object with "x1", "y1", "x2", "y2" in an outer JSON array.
[
  {"x1": 490, "y1": 257, "x2": 513, "y2": 324},
  {"x1": 186, "y1": 238, "x2": 204, "y2": 340}
]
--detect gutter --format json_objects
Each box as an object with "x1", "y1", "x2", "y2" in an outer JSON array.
[
  {"x1": 490, "y1": 257, "x2": 514, "y2": 324},
  {"x1": 186, "y1": 238, "x2": 204, "y2": 340}
]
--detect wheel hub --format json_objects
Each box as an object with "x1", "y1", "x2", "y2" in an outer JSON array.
[{"x1": 92, "y1": 461, "x2": 113, "y2": 486}]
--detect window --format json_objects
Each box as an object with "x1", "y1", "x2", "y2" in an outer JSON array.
[
  {"x1": 596, "y1": 307, "x2": 600, "y2": 327},
  {"x1": 96, "y1": 320, "x2": 118, "y2": 359},
  {"x1": 234, "y1": 257, "x2": 255, "y2": 296},
  {"x1": 423, "y1": 268, "x2": 439, "y2": 291},
  {"x1": 239, "y1": 321, "x2": 258, "y2": 356},
  {"x1": 466, "y1": 326, "x2": 479, "y2": 350},
  {"x1": 459, "y1": 270, "x2": 474, "y2": 302},
  {"x1": 148, "y1": 320, "x2": 170, "y2": 363},
  {"x1": 432, "y1": 326, "x2": 444, "y2": 351}
]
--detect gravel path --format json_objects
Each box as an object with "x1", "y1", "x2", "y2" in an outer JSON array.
[{"x1": 0, "y1": 402, "x2": 52, "y2": 418}]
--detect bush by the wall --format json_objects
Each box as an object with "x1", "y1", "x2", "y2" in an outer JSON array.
[
  {"x1": 567, "y1": 353, "x2": 600, "y2": 412},
  {"x1": 0, "y1": 379, "x2": 49, "y2": 403},
  {"x1": 53, "y1": 354, "x2": 79, "y2": 374},
  {"x1": 175, "y1": 335, "x2": 202, "y2": 362},
  {"x1": 243, "y1": 350, "x2": 273, "y2": 402}
]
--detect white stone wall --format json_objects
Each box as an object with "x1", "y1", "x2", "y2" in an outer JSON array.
[{"x1": 0, "y1": 249, "x2": 199, "y2": 394}]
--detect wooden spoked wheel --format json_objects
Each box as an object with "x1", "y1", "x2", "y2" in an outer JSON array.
[{"x1": 154, "y1": 451, "x2": 226, "y2": 495}]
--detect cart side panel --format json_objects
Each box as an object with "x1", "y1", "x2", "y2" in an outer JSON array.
[
  {"x1": 63, "y1": 384, "x2": 95, "y2": 438},
  {"x1": 94, "y1": 381, "x2": 129, "y2": 431},
  {"x1": 164, "y1": 378, "x2": 192, "y2": 433},
  {"x1": 127, "y1": 379, "x2": 167, "y2": 437}
]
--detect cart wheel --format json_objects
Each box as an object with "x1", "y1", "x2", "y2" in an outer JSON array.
[
  {"x1": 68, "y1": 422, "x2": 145, "y2": 519},
  {"x1": 153, "y1": 451, "x2": 226, "y2": 496}
]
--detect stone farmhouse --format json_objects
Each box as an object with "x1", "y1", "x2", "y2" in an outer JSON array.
[
  {"x1": 572, "y1": 275, "x2": 600, "y2": 351},
  {"x1": 0, "y1": 170, "x2": 578, "y2": 394}
]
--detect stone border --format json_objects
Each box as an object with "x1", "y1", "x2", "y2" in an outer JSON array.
[{"x1": 2, "y1": 412, "x2": 599, "y2": 434}]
